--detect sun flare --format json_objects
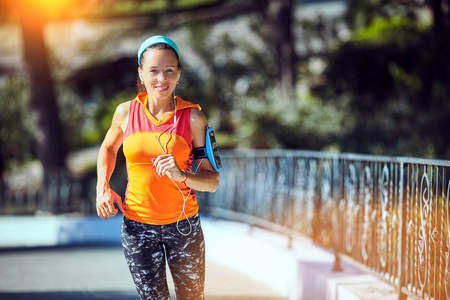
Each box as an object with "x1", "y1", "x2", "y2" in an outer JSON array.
[{"x1": 10, "y1": 0, "x2": 78, "y2": 19}]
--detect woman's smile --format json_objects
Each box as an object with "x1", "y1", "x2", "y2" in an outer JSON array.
[{"x1": 155, "y1": 85, "x2": 169, "y2": 91}]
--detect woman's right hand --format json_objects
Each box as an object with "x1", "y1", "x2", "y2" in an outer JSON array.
[
  {"x1": 96, "y1": 102, "x2": 129, "y2": 220},
  {"x1": 96, "y1": 186, "x2": 124, "y2": 220}
]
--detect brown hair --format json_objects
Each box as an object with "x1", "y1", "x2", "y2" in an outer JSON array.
[{"x1": 137, "y1": 43, "x2": 181, "y2": 93}]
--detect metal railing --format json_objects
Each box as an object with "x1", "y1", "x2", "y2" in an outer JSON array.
[
  {"x1": 0, "y1": 170, "x2": 97, "y2": 215},
  {"x1": 2, "y1": 149, "x2": 450, "y2": 298},
  {"x1": 199, "y1": 149, "x2": 450, "y2": 300}
]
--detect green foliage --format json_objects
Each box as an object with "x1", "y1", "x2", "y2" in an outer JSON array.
[
  {"x1": 344, "y1": 0, "x2": 425, "y2": 31},
  {"x1": 313, "y1": 4, "x2": 450, "y2": 159},
  {"x1": 0, "y1": 72, "x2": 90, "y2": 172},
  {"x1": 56, "y1": 85, "x2": 85, "y2": 151},
  {"x1": 235, "y1": 87, "x2": 352, "y2": 150},
  {"x1": 84, "y1": 0, "x2": 222, "y2": 18},
  {"x1": 0, "y1": 73, "x2": 34, "y2": 172},
  {"x1": 5, "y1": 0, "x2": 450, "y2": 174},
  {"x1": 351, "y1": 16, "x2": 428, "y2": 46},
  {"x1": 81, "y1": 89, "x2": 136, "y2": 146},
  {"x1": 180, "y1": 20, "x2": 277, "y2": 132}
]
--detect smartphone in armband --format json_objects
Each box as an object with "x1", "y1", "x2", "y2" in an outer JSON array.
[{"x1": 193, "y1": 127, "x2": 223, "y2": 172}]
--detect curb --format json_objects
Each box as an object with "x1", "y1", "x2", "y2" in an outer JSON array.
[{"x1": 0, "y1": 214, "x2": 122, "y2": 248}]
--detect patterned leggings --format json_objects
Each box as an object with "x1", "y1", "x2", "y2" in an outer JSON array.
[{"x1": 121, "y1": 214, "x2": 205, "y2": 300}]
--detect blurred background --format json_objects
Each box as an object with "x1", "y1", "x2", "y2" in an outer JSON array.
[
  {"x1": 2, "y1": 0, "x2": 450, "y2": 182},
  {"x1": 1, "y1": 0, "x2": 450, "y2": 298},
  {"x1": 1, "y1": 0, "x2": 449, "y2": 213}
]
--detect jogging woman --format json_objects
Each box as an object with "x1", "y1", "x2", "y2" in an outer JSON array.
[{"x1": 96, "y1": 35, "x2": 219, "y2": 299}]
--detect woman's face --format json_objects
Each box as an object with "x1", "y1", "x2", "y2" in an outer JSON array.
[{"x1": 139, "y1": 49, "x2": 181, "y2": 101}]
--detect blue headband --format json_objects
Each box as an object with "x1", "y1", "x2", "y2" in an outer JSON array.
[{"x1": 137, "y1": 35, "x2": 180, "y2": 65}]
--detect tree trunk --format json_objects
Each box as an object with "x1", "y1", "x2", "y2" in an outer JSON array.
[
  {"x1": 267, "y1": 0, "x2": 296, "y2": 96},
  {"x1": 445, "y1": 0, "x2": 450, "y2": 94},
  {"x1": 19, "y1": 12, "x2": 67, "y2": 173},
  {"x1": 429, "y1": 0, "x2": 448, "y2": 78}
]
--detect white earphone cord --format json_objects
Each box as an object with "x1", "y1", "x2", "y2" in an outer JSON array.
[
  {"x1": 151, "y1": 102, "x2": 202, "y2": 236},
  {"x1": 154, "y1": 131, "x2": 203, "y2": 236}
]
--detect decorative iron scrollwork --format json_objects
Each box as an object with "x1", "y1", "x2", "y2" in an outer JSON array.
[
  {"x1": 379, "y1": 165, "x2": 389, "y2": 268},
  {"x1": 321, "y1": 161, "x2": 331, "y2": 204},
  {"x1": 407, "y1": 220, "x2": 415, "y2": 236},
  {"x1": 431, "y1": 228, "x2": 440, "y2": 244},
  {"x1": 361, "y1": 166, "x2": 372, "y2": 261},
  {"x1": 306, "y1": 160, "x2": 316, "y2": 236},
  {"x1": 418, "y1": 172, "x2": 430, "y2": 292},
  {"x1": 345, "y1": 163, "x2": 357, "y2": 252}
]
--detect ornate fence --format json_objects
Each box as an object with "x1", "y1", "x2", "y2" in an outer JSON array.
[
  {"x1": 2, "y1": 149, "x2": 450, "y2": 298},
  {"x1": 199, "y1": 150, "x2": 450, "y2": 300},
  {"x1": 0, "y1": 170, "x2": 97, "y2": 215}
]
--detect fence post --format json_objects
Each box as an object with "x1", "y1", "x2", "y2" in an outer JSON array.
[
  {"x1": 397, "y1": 162, "x2": 407, "y2": 299},
  {"x1": 332, "y1": 156, "x2": 343, "y2": 271},
  {"x1": 286, "y1": 153, "x2": 294, "y2": 249}
]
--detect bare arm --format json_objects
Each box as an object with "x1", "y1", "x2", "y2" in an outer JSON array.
[
  {"x1": 153, "y1": 108, "x2": 220, "y2": 192},
  {"x1": 186, "y1": 108, "x2": 220, "y2": 192},
  {"x1": 96, "y1": 102, "x2": 129, "y2": 219}
]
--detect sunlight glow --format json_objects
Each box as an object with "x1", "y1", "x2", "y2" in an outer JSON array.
[{"x1": 10, "y1": 0, "x2": 77, "y2": 20}]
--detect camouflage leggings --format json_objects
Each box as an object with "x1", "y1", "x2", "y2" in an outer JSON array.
[{"x1": 121, "y1": 214, "x2": 205, "y2": 300}]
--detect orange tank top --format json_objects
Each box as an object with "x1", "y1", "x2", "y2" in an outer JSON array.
[{"x1": 122, "y1": 93, "x2": 202, "y2": 225}]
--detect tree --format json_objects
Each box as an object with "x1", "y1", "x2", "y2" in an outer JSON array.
[
  {"x1": 0, "y1": 0, "x2": 242, "y2": 173},
  {"x1": 1, "y1": 0, "x2": 70, "y2": 173},
  {"x1": 254, "y1": 0, "x2": 297, "y2": 96},
  {"x1": 18, "y1": 3, "x2": 68, "y2": 173},
  {"x1": 65, "y1": 0, "x2": 298, "y2": 140},
  {"x1": 267, "y1": 0, "x2": 296, "y2": 95},
  {"x1": 313, "y1": 0, "x2": 450, "y2": 158},
  {"x1": 1, "y1": 0, "x2": 301, "y2": 173},
  {"x1": 0, "y1": 74, "x2": 34, "y2": 173}
]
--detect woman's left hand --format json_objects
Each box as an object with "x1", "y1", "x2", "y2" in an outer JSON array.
[{"x1": 152, "y1": 154, "x2": 185, "y2": 182}]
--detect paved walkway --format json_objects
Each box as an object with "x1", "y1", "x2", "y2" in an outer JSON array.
[
  {"x1": 0, "y1": 214, "x2": 286, "y2": 300},
  {"x1": 0, "y1": 245, "x2": 284, "y2": 300},
  {"x1": 0, "y1": 213, "x2": 400, "y2": 300}
]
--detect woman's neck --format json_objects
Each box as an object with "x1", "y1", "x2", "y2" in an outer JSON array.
[{"x1": 147, "y1": 94, "x2": 176, "y2": 120}]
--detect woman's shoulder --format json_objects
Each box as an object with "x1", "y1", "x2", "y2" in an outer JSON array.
[
  {"x1": 189, "y1": 107, "x2": 206, "y2": 124},
  {"x1": 116, "y1": 100, "x2": 132, "y2": 117},
  {"x1": 111, "y1": 100, "x2": 132, "y2": 127},
  {"x1": 189, "y1": 107, "x2": 208, "y2": 136}
]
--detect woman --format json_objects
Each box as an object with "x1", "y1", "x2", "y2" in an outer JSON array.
[{"x1": 96, "y1": 35, "x2": 219, "y2": 300}]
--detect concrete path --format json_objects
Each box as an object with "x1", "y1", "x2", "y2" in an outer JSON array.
[
  {"x1": 0, "y1": 214, "x2": 286, "y2": 300},
  {"x1": 0, "y1": 213, "x2": 401, "y2": 300},
  {"x1": 0, "y1": 245, "x2": 285, "y2": 300}
]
